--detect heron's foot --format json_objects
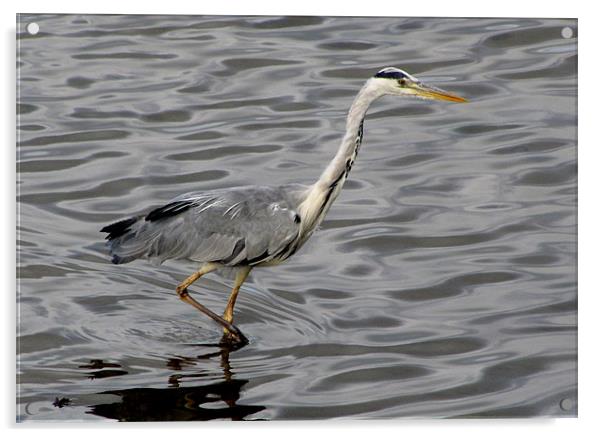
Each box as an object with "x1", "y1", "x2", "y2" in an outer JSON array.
[
  {"x1": 220, "y1": 324, "x2": 248, "y2": 348},
  {"x1": 175, "y1": 285, "x2": 248, "y2": 347},
  {"x1": 221, "y1": 309, "x2": 247, "y2": 346}
]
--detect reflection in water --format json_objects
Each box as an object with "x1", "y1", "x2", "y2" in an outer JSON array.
[
  {"x1": 79, "y1": 359, "x2": 129, "y2": 380},
  {"x1": 88, "y1": 380, "x2": 263, "y2": 421},
  {"x1": 87, "y1": 346, "x2": 265, "y2": 421}
]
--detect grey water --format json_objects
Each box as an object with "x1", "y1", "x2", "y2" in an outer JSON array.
[{"x1": 16, "y1": 14, "x2": 577, "y2": 421}]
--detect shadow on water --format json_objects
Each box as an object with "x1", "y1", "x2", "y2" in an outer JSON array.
[{"x1": 85, "y1": 345, "x2": 265, "y2": 422}]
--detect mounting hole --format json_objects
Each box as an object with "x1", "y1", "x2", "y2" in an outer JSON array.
[
  {"x1": 559, "y1": 398, "x2": 574, "y2": 411},
  {"x1": 26, "y1": 22, "x2": 40, "y2": 35},
  {"x1": 561, "y1": 27, "x2": 573, "y2": 39}
]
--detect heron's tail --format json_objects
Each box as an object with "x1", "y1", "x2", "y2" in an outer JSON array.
[{"x1": 100, "y1": 215, "x2": 147, "y2": 264}]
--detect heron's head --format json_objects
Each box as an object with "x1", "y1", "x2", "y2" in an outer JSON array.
[{"x1": 371, "y1": 67, "x2": 467, "y2": 103}]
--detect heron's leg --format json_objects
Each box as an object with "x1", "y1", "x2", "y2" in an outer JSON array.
[
  {"x1": 175, "y1": 263, "x2": 246, "y2": 343},
  {"x1": 176, "y1": 262, "x2": 219, "y2": 296},
  {"x1": 223, "y1": 266, "x2": 252, "y2": 325}
]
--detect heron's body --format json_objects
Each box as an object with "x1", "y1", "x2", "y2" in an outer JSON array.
[
  {"x1": 103, "y1": 184, "x2": 308, "y2": 267},
  {"x1": 101, "y1": 67, "x2": 466, "y2": 345}
]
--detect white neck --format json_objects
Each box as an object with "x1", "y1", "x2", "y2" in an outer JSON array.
[{"x1": 298, "y1": 79, "x2": 385, "y2": 232}]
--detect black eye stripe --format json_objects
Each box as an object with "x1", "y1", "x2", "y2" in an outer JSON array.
[{"x1": 374, "y1": 69, "x2": 407, "y2": 80}]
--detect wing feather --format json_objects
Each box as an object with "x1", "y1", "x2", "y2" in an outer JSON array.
[{"x1": 102, "y1": 185, "x2": 306, "y2": 266}]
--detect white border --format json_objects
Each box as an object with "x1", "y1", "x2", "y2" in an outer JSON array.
[
  {"x1": 2, "y1": 0, "x2": 583, "y2": 18},
  {"x1": 4, "y1": 1, "x2": 599, "y2": 436}
]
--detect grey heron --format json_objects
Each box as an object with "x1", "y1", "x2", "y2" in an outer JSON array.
[{"x1": 101, "y1": 67, "x2": 466, "y2": 346}]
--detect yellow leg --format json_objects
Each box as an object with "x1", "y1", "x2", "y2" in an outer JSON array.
[
  {"x1": 176, "y1": 262, "x2": 218, "y2": 295},
  {"x1": 222, "y1": 266, "x2": 252, "y2": 334},
  {"x1": 175, "y1": 263, "x2": 246, "y2": 344}
]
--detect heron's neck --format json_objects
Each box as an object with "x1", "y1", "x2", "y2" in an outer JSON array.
[
  {"x1": 299, "y1": 81, "x2": 384, "y2": 230},
  {"x1": 318, "y1": 83, "x2": 382, "y2": 188}
]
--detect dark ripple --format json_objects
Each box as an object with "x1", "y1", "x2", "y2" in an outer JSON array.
[
  {"x1": 69, "y1": 108, "x2": 139, "y2": 120},
  {"x1": 18, "y1": 264, "x2": 74, "y2": 280},
  {"x1": 69, "y1": 108, "x2": 192, "y2": 123},
  {"x1": 322, "y1": 208, "x2": 431, "y2": 230},
  {"x1": 175, "y1": 131, "x2": 225, "y2": 141},
  {"x1": 216, "y1": 58, "x2": 303, "y2": 76},
  {"x1": 311, "y1": 365, "x2": 431, "y2": 391},
  {"x1": 455, "y1": 123, "x2": 524, "y2": 135},
  {"x1": 17, "y1": 103, "x2": 39, "y2": 114},
  {"x1": 340, "y1": 222, "x2": 537, "y2": 254},
  {"x1": 193, "y1": 97, "x2": 290, "y2": 110},
  {"x1": 515, "y1": 161, "x2": 576, "y2": 186},
  {"x1": 502, "y1": 325, "x2": 576, "y2": 335},
  {"x1": 483, "y1": 26, "x2": 568, "y2": 49},
  {"x1": 317, "y1": 41, "x2": 377, "y2": 51},
  {"x1": 19, "y1": 329, "x2": 89, "y2": 354},
  {"x1": 332, "y1": 315, "x2": 402, "y2": 329},
  {"x1": 385, "y1": 152, "x2": 439, "y2": 168},
  {"x1": 18, "y1": 124, "x2": 46, "y2": 131},
  {"x1": 490, "y1": 139, "x2": 568, "y2": 155},
  {"x1": 166, "y1": 145, "x2": 281, "y2": 161},
  {"x1": 176, "y1": 83, "x2": 211, "y2": 94},
  {"x1": 470, "y1": 297, "x2": 576, "y2": 326},
  {"x1": 65, "y1": 76, "x2": 95, "y2": 89},
  {"x1": 19, "y1": 129, "x2": 130, "y2": 147},
  {"x1": 71, "y1": 52, "x2": 178, "y2": 60},
  {"x1": 81, "y1": 39, "x2": 139, "y2": 51},
  {"x1": 238, "y1": 120, "x2": 320, "y2": 131},
  {"x1": 304, "y1": 287, "x2": 352, "y2": 300},
  {"x1": 498, "y1": 54, "x2": 576, "y2": 80},
  {"x1": 249, "y1": 16, "x2": 325, "y2": 29},
  {"x1": 510, "y1": 254, "x2": 560, "y2": 266},
  {"x1": 259, "y1": 337, "x2": 486, "y2": 361},
  {"x1": 19, "y1": 151, "x2": 127, "y2": 173},
  {"x1": 74, "y1": 293, "x2": 161, "y2": 313},
  {"x1": 395, "y1": 20, "x2": 425, "y2": 31},
  {"x1": 141, "y1": 110, "x2": 192, "y2": 123},
  {"x1": 387, "y1": 271, "x2": 520, "y2": 302}
]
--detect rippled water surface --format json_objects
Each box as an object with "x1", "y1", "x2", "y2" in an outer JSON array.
[{"x1": 16, "y1": 14, "x2": 577, "y2": 421}]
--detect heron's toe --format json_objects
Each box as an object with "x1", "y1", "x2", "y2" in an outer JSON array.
[{"x1": 219, "y1": 327, "x2": 248, "y2": 348}]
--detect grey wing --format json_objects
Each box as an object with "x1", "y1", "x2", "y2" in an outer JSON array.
[{"x1": 102, "y1": 185, "x2": 305, "y2": 266}]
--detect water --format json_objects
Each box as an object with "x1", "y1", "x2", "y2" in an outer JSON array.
[{"x1": 16, "y1": 14, "x2": 577, "y2": 421}]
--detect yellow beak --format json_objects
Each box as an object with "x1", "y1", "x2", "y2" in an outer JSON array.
[{"x1": 412, "y1": 83, "x2": 468, "y2": 103}]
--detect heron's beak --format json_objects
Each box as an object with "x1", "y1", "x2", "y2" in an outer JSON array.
[{"x1": 410, "y1": 82, "x2": 467, "y2": 103}]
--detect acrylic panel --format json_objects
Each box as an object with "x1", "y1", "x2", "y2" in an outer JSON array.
[{"x1": 16, "y1": 14, "x2": 577, "y2": 421}]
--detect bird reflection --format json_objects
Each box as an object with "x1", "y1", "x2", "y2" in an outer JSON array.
[
  {"x1": 86, "y1": 343, "x2": 264, "y2": 421},
  {"x1": 79, "y1": 359, "x2": 128, "y2": 380}
]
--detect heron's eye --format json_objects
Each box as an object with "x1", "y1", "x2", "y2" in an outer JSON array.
[{"x1": 397, "y1": 79, "x2": 406, "y2": 86}]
